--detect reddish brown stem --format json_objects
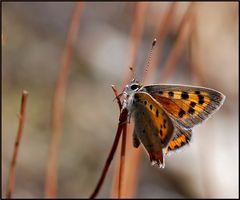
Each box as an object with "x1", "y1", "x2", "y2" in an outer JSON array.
[
  {"x1": 121, "y1": 2, "x2": 148, "y2": 89},
  {"x1": 111, "y1": 85, "x2": 122, "y2": 110},
  {"x1": 111, "y1": 85, "x2": 127, "y2": 198},
  {"x1": 188, "y1": 6, "x2": 205, "y2": 85},
  {"x1": 160, "y1": 3, "x2": 194, "y2": 82},
  {"x1": 44, "y1": 2, "x2": 84, "y2": 198},
  {"x1": 144, "y1": 2, "x2": 177, "y2": 82},
  {"x1": 118, "y1": 122, "x2": 127, "y2": 198},
  {"x1": 6, "y1": 90, "x2": 29, "y2": 199},
  {"x1": 90, "y1": 109, "x2": 128, "y2": 199},
  {"x1": 110, "y1": 3, "x2": 147, "y2": 198}
]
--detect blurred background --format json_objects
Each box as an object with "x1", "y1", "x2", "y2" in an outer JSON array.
[{"x1": 2, "y1": 2, "x2": 238, "y2": 198}]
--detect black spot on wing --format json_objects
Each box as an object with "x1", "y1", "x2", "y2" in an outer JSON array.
[
  {"x1": 190, "y1": 101, "x2": 196, "y2": 107},
  {"x1": 150, "y1": 105, "x2": 153, "y2": 110},
  {"x1": 180, "y1": 141, "x2": 185, "y2": 146},
  {"x1": 195, "y1": 91, "x2": 200, "y2": 95},
  {"x1": 178, "y1": 109, "x2": 186, "y2": 118},
  {"x1": 163, "y1": 119, "x2": 166, "y2": 128},
  {"x1": 188, "y1": 107, "x2": 195, "y2": 115},
  {"x1": 198, "y1": 95, "x2": 204, "y2": 105},
  {"x1": 168, "y1": 91, "x2": 174, "y2": 97},
  {"x1": 160, "y1": 129, "x2": 163, "y2": 136},
  {"x1": 181, "y1": 91, "x2": 189, "y2": 99}
]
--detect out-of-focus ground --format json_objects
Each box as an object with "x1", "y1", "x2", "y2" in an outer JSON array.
[{"x1": 2, "y1": 2, "x2": 238, "y2": 198}]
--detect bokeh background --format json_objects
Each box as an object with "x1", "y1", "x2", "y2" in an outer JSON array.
[{"x1": 2, "y1": 2, "x2": 239, "y2": 198}]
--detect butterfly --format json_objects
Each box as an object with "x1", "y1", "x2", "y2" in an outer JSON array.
[{"x1": 122, "y1": 79, "x2": 225, "y2": 168}]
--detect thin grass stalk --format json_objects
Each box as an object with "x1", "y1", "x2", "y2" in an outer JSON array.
[
  {"x1": 44, "y1": 3, "x2": 84, "y2": 198},
  {"x1": 89, "y1": 122, "x2": 124, "y2": 199},
  {"x1": 118, "y1": 121, "x2": 127, "y2": 198},
  {"x1": 142, "y1": 2, "x2": 177, "y2": 82},
  {"x1": 6, "y1": 90, "x2": 29, "y2": 199},
  {"x1": 89, "y1": 106, "x2": 128, "y2": 199},
  {"x1": 111, "y1": 2, "x2": 148, "y2": 198},
  {"x1": 111, "y1": 85, "x2": 122, "y2": 110},
  {"x1": 122, "y1": 2, "x2": 148, "y2": 89},
  {"x1": 188, "y1": 4, "x2": 205, "y2": 85},
  {"x1": 160, "y1": 3, "x2": 195, "y2": 83},
  {"x1": 111, "y1": 85, "x2": 127, "y2": 198}
]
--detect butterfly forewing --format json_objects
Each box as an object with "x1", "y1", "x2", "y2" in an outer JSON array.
[{"x1": 143, "y1": 85, "x2": 225, "y2": 129}]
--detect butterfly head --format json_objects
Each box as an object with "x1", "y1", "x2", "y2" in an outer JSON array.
[
  {"x1": 123, "y1": 79, "x2": 143, "y2": 98},
  {"x1": 121, "y1": 79, "x2": 144, "y2": 112}
]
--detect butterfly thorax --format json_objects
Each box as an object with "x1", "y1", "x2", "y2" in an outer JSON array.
[{"x1": 122, "y1": 79, "x2": 144, "y2": 113}]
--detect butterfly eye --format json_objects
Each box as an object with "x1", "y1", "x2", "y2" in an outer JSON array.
[{"x1": 131, "y1": 84, "x2": 139, "y2": 90}]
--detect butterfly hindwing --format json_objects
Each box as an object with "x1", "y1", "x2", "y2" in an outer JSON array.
[
  {"x1": 165, "y1": 123, "x2": 192, "y2": 155},
  {"x1": 133, "y1": 92, "x2": 175, "y2": 146},
  {"x1": 143, "y1": 84, "x2": 225, "y2": 129},
  {"x1": 131, "y1": 91, "x2": 175, "y2": 167}
]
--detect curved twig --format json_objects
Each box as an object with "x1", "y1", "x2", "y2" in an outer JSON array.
[
  {"x1": 89, "y1": 108, "x2": 128, "y2": 199},
  {"x1": 44, "y1": 2, "x2": 84, "y2": 198},
  {"x1": 6, "y1": 90, "x2": 29, "y2": 199},
  {"x1": 160, "y1": 3, "x2": 195, "y2": 82}
]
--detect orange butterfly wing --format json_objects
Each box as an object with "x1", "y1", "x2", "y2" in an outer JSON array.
[
  {"x1": 165, "y1": 125, "x2": 192, "y2": 154},
  {"x1": 144, "y1": 85, "x2": 225, "y2": 129},
  {"x1": 132, "y1": 91, "x2": 175, "y2": 167}
]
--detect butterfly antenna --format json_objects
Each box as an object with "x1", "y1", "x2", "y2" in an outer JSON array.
[
  {"x1": 142, "y1": 38, "x2": 157, "y2": 82},
  {"x1": 129, "y1": 66, "x2": 136, "y2": 82}
]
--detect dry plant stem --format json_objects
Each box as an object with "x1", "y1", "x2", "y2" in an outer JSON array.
[
  {"x1": 111, "y1": 85, "x2": 122, "y2": 110},
  {"x1": 6, "y1": 91, "x2": 29, "y2": 199},
  {"x1": 188, "y1": 6, "x2": 205, "y2": 85},
  {"x1": 111, "y1": 85, "x2": 127, "y2": 198},
  {"x1": 89, "y1": 86, "x2": 124, "y2": 198},
  {"x1": 90, "y1": 109, "x2": 128, "y2": 199},
  {"x1": 2, "y1": 33, "x2": 6, "y2": 45},
  {"x1": 160, "y1": 3, "x2": 194, "y2": 82},
  {"x1": 44, "y1": 2, "x2": 84, "y2": 198},
  {"x1": 156, "y1": 2, "x2": 177, "y2": 47},
  {"x1": 112, "y1": 3, "x2": 148, "y2": 198},
  {"x1": 144, "y1": 2, "x2": 177, "y2": 82},
  {"x1": 118, "y1": 119, "x2": 127, "y2": 198},
  {"x1": 122, "y1": 2, "x2": 148, "y2": 88}
]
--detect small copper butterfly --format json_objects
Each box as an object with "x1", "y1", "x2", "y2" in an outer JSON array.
[{"x1": 121, "y1": 40, "x2": 225, "y2": 168}]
